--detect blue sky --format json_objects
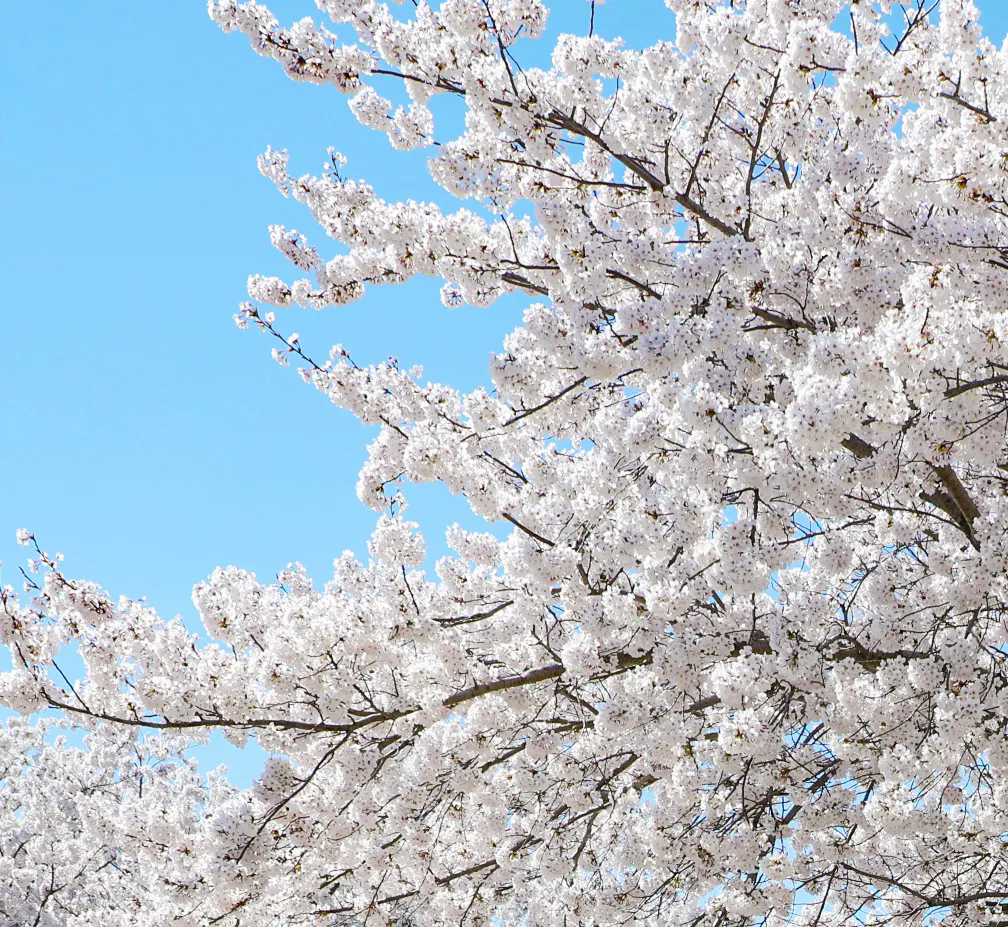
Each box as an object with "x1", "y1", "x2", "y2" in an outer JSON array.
[
  {"x1": 0, "y1": 1, "x2": 681, "y2": 626},
  {"x1": 3, "y1": 2, "x2": 1007, "y2": 778}
]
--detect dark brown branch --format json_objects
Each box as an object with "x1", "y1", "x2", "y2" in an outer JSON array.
[
  {"x1": 605, "y1": 268, "x2": 662, "y2": 300},
  {"x1": 435, "y1": 599, "x2": 514, "y2": 627},
  {"x1": 443, "y1": 662, "x2": 564, "y2": 709},
  {"x1": 938, "y1": 89, "x2": 997, "y2": 123},
  {"x1": 501, "y1": 513, "x2": 556, "y2": 548},
  {"x1": 743, "y1": 72, "x2": 781, "y2": 239},
  {"x1": 750, "y1": 306, "x2": 815, "y2": 333},
  {"x1": 933, "y1": 464, "x2": 980, "y2": 548},
  {"x1": 841, "y1": 434, "x2": 876, "y2": 459},
  {"x1": 944, "y1": 374, "x2": 1008, "y2": 399},
  {"x1": 503, "y1": 376, "x2": 588, "y2": 427}
]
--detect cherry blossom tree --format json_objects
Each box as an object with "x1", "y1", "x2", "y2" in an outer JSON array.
[{"x1": 5, "y1": 0, "x2": 1008, "y2": 924}]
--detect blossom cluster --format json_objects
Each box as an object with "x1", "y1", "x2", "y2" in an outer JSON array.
[{"x1": 5, "y1": 0, "x2": 1008, "y2": 924}]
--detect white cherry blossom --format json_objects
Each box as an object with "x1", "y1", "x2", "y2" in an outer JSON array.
[{"x1": 6, "y1": 1, "x2": 1008, "y2": 925}]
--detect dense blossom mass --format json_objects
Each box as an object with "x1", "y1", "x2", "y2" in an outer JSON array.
[{"x1": 5, "y1": 0, "x2": 1008, "y2": 924}]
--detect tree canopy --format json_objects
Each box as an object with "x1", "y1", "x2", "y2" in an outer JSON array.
[{"x1": 5, "y1": 1, "x2": 1008, "y2": 925}]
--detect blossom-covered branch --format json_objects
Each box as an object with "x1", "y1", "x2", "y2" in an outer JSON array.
[{"x1": 6, "y1": 0, "x2": 1008, "y2": 925}]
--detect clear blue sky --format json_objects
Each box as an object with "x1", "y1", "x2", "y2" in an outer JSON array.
[
  {"x1": 3, "y1": 2, "x2": 1007, "y2": 778},
  {"x1": 0, "y1": 1, "x2": 683, "y2": 625}
]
